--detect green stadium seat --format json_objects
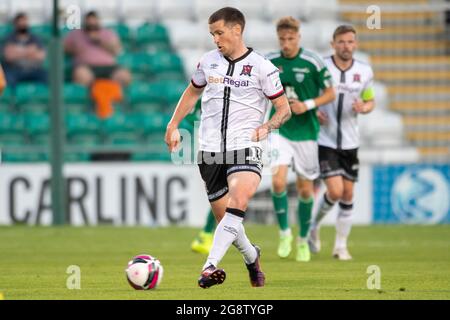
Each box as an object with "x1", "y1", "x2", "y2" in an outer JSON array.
[
  {"x1": 148, "y1": 52, "x2": 184, "y2": 80},
  {"x1": 0, "y1": 86, "x2": 13, "y2": 107},
  {"x1": 105, "y1": 131, "x2": 141, "y2": 146},
  {"x1": 0, "y1": 112, "x2": 27, "y2": 150},
  {"x1": 64, "y1": 152, "x2": 91, "y2": 162},
  {"x1": 0, "y1": 112, "x2": 24, "y2": 134},
  {"x1": 126, "y1": 82, "x2": 165, "y2": 112},
  {"x1": 117, "y1": 52, "x2": 151, "y2": 78},
  {"x1": 136, "y1": 112, "x2": 170, "y2": 135},
  {"x1": 0, "y1": 133, "x2": 27, "y2": 147},
  {"x1": 1, "y1": 152, "x2": 47, "y2": 163},
  {"x1": 158, "y1": 80, "x2": 187, "y2": 106},
  {"x1": 30, "y1": 25, "x2": 52, "y2": 43},
  {"x1": 135, "y1": 23, "x2": 171, "y2": 51},
  {"x1": 68, "y1": 132, "x2": 102, "y2": 147},
  {"x1": 16, "y1": 83, "x2": 50, "y2": 113},
  {"x1": 24, "y1": 113, "x2": 49, "y2": 145},
  {"x1": 132, "y1": 152, "x2": 171, "y2": 162},
  {"x1": 64, "y1": 83, "x2": 90, "y2": 114},
  {"x1": 0, "y1": 25, "x2": 12, "y2": 39},
  {"x1": 107, "y1": 24, "x2": 132, "y2": 45},
  {"x1": 66, "y1": 113, "x2": 100, "y2": 135},
  {"x1": 101, "y1": 112, "x2": 138, "y2": 136}
]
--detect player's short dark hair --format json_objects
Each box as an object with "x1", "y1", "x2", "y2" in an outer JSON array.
[
  {"x1": 333, "y1": 25, "x2": 357, "y2": 40},
  {"x1": 208, "y1": 7, "x2": 245, "y2": 33}
]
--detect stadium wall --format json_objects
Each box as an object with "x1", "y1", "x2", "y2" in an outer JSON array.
[{"x1": 0, "y1": 163, "x2": 448, "y2": 226}]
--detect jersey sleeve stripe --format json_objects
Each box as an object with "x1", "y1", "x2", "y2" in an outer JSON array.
[
  {"x1": 266, "y1": 89, "x2": 284, "y2": 100},
  {"x1": 191, "y1": 79, "x2": 206, "y2": 88}
]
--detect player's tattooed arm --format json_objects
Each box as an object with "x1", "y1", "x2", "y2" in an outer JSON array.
[
  {"x1": 252, "y1": 94, "x2": 291, "y2": 141},
  {"x1": 165, "y1": 83, "x2": 204, "y2": 151}
]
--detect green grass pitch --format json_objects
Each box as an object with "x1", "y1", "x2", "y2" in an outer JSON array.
[{"x1": 0, "y1": 225, "x2": 449, "y2": 300}]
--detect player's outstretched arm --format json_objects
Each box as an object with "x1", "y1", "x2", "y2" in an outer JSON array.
[
  {"x1": 252, "y1": 94, "x2": 291, "y2": 142},
  {"x1": 165, "y1": 83, "x2": 204, "y2": 152}
]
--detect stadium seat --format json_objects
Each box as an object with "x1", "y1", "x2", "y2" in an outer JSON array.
[
  {"x1": 0, "y1": 87, "x2": 14, "y2": 108},
  {"x1": 148, "y1": 52, "x2": 185, "y2": 80},
  {"x1": 0, "y1": 112, "x2": 26, "y2": 147},
  {"x1": 119, "y1": 0, "x2": 157, "y2": 25},
  {"x1": 135, "y1": 23, "x2": 171, "y2": 51},
  {"x1": 1, "y1": 152, "x2": 47, "y2": 163},
  {"x1": 66, "y1": 113, "x2": 101, "y2": 136},
  {"x1": 117, "y1": 52, "x2": 151, "y2": 78},
  {"x1": 164, "y1": 20, "x2": 208, "y2": 51},
  {"x1": 126, "y1": 82, "x2": 165, "y2": 113},
  {"x1": 158, "y1": 80, "x2": 187, "y2": 107},
  {"x1": 84, "y1": 0, "x2": 120, "y2": 25},
  {"x1": 11, "y1": 0, "x2": 48, "y2": 24},
  {"x1": 101, "y1": 112, "x2": 138, "y2": 135},
  {"x1": 193, "y1": 0, "x2": 233, "y2": 22},
  {"x1": 16, "y1": 83, "x2": 50, "y2": 113},
  {"x1": 245, "y1": 19, "x2": 278, "y2": 53},
  {"x1": 30, "y1": 24, "x2": 52, "y2": 43},
  {"x1": 24, "y1": 112, "x2": 50, "y2": 146},
  {"x1": 106, "y1": 23, "x2": 132, "y2": 48},
  {"x1": 64, "y1": 152, "x2": 91, "y2": 162},
  {"x1": 228, "y1": 0, "x2": 268, "y2": 21},
  {"x1": 0, "y1": 25, "x2": 12, "y2": 39},
  {"x1": 156, "y1": 0, "x2": 195, "y2": 21},
  {"x1": 137, "y1": 111, "x2": 170, "y2": 135},
  {"x1": 68, "y1": 132, "x2": 102, "y2": 147},
  {"x1": 105, "y1": 131, "x2": 142, "y2": 146},
  {"x1": 64, "y1": 83, "x2": 90, "y2": 114}
]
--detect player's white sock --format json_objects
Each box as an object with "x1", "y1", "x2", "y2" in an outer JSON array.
[
  {"x1": 203, "y1": 209, "x2": 244, "y2": 270},
  {"x1": 335, "y1": 201, "x2": 353, "y2": 249},
  {"x1": 233, "y1": 223, "x2": 258, "y2": 265},
  {"x1": 312, "y1": 193, "x2": 335, "y2": 229}
]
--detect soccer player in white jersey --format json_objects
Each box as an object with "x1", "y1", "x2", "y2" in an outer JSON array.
[
  {"x1": 308, "y1": 25, "x2": 375, "y2": 260},
  {"x1": 165, "y1": 7, "x2": 291, "y2": 288}
]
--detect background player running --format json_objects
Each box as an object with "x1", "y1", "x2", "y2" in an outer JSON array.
[
  {"x1": 268, "y1": 17, "x2": 335, "y2": 262},
  {"x1": 309, "y1": 25, "x2": 375, "y2": 260}
]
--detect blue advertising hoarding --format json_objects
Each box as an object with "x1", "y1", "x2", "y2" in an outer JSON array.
[{"x1": 373, "y1": 164, "x2": 450, "y2": 224}]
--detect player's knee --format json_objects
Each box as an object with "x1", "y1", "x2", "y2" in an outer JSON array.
[
  {"x1": 272, "y1": 177, "x2": 286, "y2": 194},
  {"x1": 299, "y1": 188, "x2": 313, "y2": 199},
  {"x1": 328, "y1": 188, "x2": 344, "y2": 202},
  {"x1": 342, "y1": 189, "x2": 354, "y2": 203},
  {"x1": 112, "y1": 68, "x2": 132, "y2": 86}
]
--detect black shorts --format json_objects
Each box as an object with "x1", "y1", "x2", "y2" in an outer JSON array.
[
  {"x1": 197, "y1": 147, "x2": 263, "y2": 202},
  {"x1": 318, "y1": 146, "x2": 359, "y2": 181},
  {"x1": 90, "y1": 65, "x2": 120, "y2": 79}
]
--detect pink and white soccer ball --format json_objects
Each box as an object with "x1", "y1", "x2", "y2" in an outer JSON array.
[{"x1": 125, "y1": 254, "x2": 164, "y2": 290}]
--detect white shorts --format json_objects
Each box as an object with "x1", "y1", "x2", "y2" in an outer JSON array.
[{"x1": 268, "y1": 133, "x2": 320, "y2": 180}]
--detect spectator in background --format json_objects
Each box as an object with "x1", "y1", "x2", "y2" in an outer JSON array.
[
  {"x1": 1, "y1": 13, "x2": 47, "y2": 89},
  {"x1": 64, "y1": 11, "x2": 131, "y2": 87}
]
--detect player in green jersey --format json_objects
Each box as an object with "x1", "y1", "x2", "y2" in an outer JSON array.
[{"x1": 268, "y1": 17, "x2": 335, "y2": 261}]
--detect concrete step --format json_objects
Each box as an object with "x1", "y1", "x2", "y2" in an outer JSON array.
[
  {"x1": 417, "y1": 146, "x2": 450, "y2": 157},
  {"x1": 390, "y1": 101, "x2": 450, "y2": 115},
  {"x1": 356, "y1": 25, "x2": 446, "y2": 41},
  {"x1": 372, "y1": 56, "x2": 450, "y2": 71},
  {"x1": 376, "y1": 70, "x2": 450, "y2": 85}
]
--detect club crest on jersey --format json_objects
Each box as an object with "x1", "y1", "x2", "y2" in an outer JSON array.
[
  {"x1": 353, "y1": 73, "x2": 361, "y2": 83},
  {"x1": 240, "y1": 64, "x2": 253, "y2": 76}
]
